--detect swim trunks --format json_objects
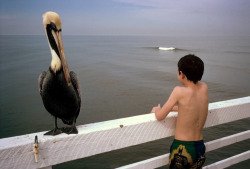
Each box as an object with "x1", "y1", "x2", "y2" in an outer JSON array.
[{"x1": 169, "y1": 139, "x2": 206, "y2": 169}]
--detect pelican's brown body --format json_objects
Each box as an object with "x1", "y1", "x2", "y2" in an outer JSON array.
[{"x1": 39, "y1": 12, "x2": 81, "y2": 135}]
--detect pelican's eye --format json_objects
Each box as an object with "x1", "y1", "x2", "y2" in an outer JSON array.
[{"x1": 48, "y1": 22, "x2": 58, "y2": 32}]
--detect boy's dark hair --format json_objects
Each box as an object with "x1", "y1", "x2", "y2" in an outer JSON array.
[{"x1": 178, "y1": 54, "x2": 204, "y2": 84}]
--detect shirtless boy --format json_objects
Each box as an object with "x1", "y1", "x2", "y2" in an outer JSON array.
[{"x1": 151, "y1": 54, "x2": 208, "y2": 169}]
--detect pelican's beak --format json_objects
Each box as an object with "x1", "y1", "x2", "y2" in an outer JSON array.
[{"x1": 52, "y1": 30, "x2": 71, "y2": 86}]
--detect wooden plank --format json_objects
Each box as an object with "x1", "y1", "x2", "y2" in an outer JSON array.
[
  {"x1": 117, "y1": 154, "x2": 170, "y2": 169},
  {"x1": 0, "y1": 97, "x2": 249, "y2": 169},
  {"x1": 203, "y1": 150, "x2": 250, "y2": 169},
  {"x1": 204, "y1": 96, "x2": 250, "y2": 128},
  {"x1": 205, "y1": 130, "x2": 250, "y2": 152},
  {"x1": 116, "y1": 130, "x2": 250, "y2": 169}
]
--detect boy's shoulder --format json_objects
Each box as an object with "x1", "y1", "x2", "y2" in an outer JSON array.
[
  {"x1": 174, "y1": 81, "x2": 208, "y2": 89},
  {"x1": 173, "y1": 86, "x2": 185, "y2": 92},
  {"x1": 172, "y1": 86, "x2": 186, "y2": 99},
  {"x1": 199, "y1": 81, "x2": 208, "y2": 86},
  {"x1": 172, "y1": 82, "x2": 208, "y2": 96},
  {"x1": 198, "y1": 81, "x2": 208, "y2": 91}
]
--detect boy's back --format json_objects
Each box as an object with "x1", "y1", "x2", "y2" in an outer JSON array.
[{"x1": 174, "y1": 81, "x2": 208, "y2": 141}]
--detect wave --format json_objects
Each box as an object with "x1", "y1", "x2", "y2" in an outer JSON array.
[
  {"x1": 158, "y1": 47, "x2": 175, "y2": 51},
  {"x1": 144, "y1": 47, "x2": 191, "y2": 52}
]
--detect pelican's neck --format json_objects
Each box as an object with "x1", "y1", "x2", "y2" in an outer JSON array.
[{"x1": 50, "y1": 48, "x2": 61, "y2": 73}]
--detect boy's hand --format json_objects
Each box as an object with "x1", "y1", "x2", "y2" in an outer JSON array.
[{"x1": 151, "y1": 104, "x2": 161, "y2": 114}]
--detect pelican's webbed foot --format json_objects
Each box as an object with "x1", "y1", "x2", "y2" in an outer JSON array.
[
  {"x1": 44, "y1": 128, "x2": 62, "y2": 136},
  {"x1": 62, "y1": 126, "x2": 78, "y2": 134}
]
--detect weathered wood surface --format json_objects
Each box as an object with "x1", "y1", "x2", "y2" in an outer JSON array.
[{"x1": 0, "y1": 96, "x2": 249, "y2": 169}]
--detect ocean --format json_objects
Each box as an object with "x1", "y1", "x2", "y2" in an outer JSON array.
[{"x1": 0, "y1": 35, "x2": 250, "y2": 168}]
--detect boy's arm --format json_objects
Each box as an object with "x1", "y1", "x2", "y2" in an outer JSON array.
[
  {"x1": 172, "y1": 106, "x2": 178, "y2": 111},
  {"x1": 152, "y1": 87, "x2": 179, "y2": 121}
]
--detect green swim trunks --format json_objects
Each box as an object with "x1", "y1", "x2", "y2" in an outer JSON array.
[{"x1": 169, "y1": 139, "x2": 206, "y2": 169}]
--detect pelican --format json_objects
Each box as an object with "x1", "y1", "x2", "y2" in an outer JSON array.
[{"x1": 39, "y1": 11, "x2": 81, "y2": 135}]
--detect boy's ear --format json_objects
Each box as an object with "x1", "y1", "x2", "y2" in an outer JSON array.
[{"x1": 180, "y1": 71, "x2": 186, "y2": 79}]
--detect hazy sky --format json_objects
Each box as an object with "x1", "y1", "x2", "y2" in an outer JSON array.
[{"x1": 1, "y1": 0, "x2": 250, "y2": 36}]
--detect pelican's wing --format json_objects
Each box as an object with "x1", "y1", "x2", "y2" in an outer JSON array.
[
  {"x1": 38, "y1": 71, "x2": 47, "y2": 96},
  {"x1": 70, "y1": 71, "x2": 82, "y2": 106}
]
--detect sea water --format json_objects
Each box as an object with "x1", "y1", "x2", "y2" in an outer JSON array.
[{"x1": 0, "y1": 35, "x2": 250, "y2": 168}]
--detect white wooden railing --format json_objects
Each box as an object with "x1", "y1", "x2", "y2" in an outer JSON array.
[{"x1": 0, "y1": 97, "x2": 250, "y2": 169}]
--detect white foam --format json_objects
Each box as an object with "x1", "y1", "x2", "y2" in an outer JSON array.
[{"x1": 158, "y1": 47, "x2": 175, "y2": 51}]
